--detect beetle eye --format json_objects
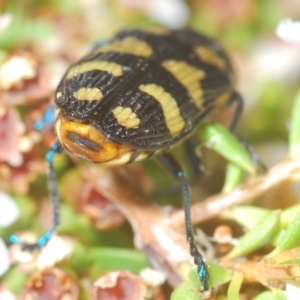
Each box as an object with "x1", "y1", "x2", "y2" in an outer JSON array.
[
  {"x1": 66, "y1": 131, "x2": 102, "y2": 150},
  {"x1": 55, "y1": 90, "x2": 66, "y2": 106}
]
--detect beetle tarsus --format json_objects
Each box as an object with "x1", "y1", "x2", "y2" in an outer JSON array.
[{"x1": 189, "y1": 237, "x2": 210, "y2": 291}]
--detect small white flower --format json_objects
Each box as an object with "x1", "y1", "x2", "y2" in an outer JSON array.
[
  {"x1": 37, "y1": 236, "x2": 75, "y2": 269},
  {"x1": 0, "y1": 192, "x2": 19, "y2": 227},
  {"x1": 276, "y1": 19, "x2": 300, "y2": 44},
  {"x1": 140, "y1": 268, "x2": 166, "y2": 287},
  {"x1": 285, "y1": 283, "x2": 300, "y2": 300},
  {"x1": 0, "y1": 55, "x2": 37, "y2": 90},
  {"x1": 0, "y1": 288, "x2": 15, "y2": 300},
  {"x1": 0, "y1": 13, "x2": 13, "y2": 33},
  {"x1": 0, "y1": 238, "x2": 10, "y2": 276},
  {"x1": 143, "y1": 0, "x2": 190, "y2": 29}
]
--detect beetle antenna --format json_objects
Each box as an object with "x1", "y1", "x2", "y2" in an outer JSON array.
[{"x1": 10, "y1": 142, "x2": 62, "y2": 250}]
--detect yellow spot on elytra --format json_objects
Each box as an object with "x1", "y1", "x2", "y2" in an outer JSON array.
[
  {"x1": 194, "y1": 45, "x2": 226, "y2": 71},
  {"x1": 73, "y1": 87, "x2": 103, "y2": 101},
  {"x1": 66, "y1": 61, "x2": 123, "y2": 79},
  {"x1": 161, "y1": 60, "x2": 206, "y2": 110},
  {"x1": 93, "y1": 37, "x2": 153, "y2": 57},
  {"x1": 139, "y1": 84, "x2": 185, "y2": 136},
  {"x1": 112, "y1": 106, "x2": 141, "y2": 129}
]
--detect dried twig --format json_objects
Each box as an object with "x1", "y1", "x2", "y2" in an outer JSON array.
[{"x1": 171, "y1": 155, "x2": 300, "y2": 227}]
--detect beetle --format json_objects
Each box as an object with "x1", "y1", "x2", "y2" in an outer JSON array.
[{"x1": 11, "y1": 27, "x2": 244, "y2": 291}]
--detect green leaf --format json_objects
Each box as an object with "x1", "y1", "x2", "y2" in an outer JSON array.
[
  {"x1": 227, "y1": 210, "x2": 281, "y2": 259},
  {"x1": 70, "y1": 244, "x2": 149, "y2": 276},
  {"x1": 289, "y1": 91, "x2": 300, "y2": 156},
  {"x1": 222, "y1": 162, "x2": 245, "y2": 193},
  {"x1": 272, "y1": 290, "x2": 288, "y2": 300},
  {"x1": 89, "y1": 248, "x2": 149, "y2": 274},
  {"x1": 254, "y1": 291, "x2": 273, "y2": 300},
  {"x1": 170, "y1": 280, "x2": 203, "y2": 300},
  {"x1": 189, "y1": 263, "x2": 232, "y2": 288},
  {"x1": 270, "y1": 212, "x2": 300, "y2": 256},
  {"x1": 1, "y1": 266, "x2": 28, "y2": 295},
  {"x1": 221, "y1": 205, "x2": 270, "y2": 230},
  {"x1": 254, "y1": 290, "x2": 287, "y2": 300},
  {"x1": 171, "y1": 263, "x2": 232, "y2": 300},
  {"x1": 227, "y1": 271, "x2": 244, "y2": 300},
  {"x1": 0, "y1": 5, "x2": 55, "y2": 49},
  {"x1": 281, "y1": 204, "x2": 300, "y2": 229},
  {"x1": 197, "y1": 123, "x2": 255, "y2": 174}
]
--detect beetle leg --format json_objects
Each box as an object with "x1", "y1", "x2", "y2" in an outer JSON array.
[
  {"x1": 227, "y1": 92, "x2": 244, "y2": 132},
  {"x1": 228, "y1": 92, "x2": 266, "y2": 172},
  {"x1": 184, "y1": 136, "x2": 205, "y2": 180},
  {"x1": 10, "y1": 141, "x2": 63, "y2": 250},
  {"x1": 157, "y1": 152, "x2": 210, "y2": 291}
]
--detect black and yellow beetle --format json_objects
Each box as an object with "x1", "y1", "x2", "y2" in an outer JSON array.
[{"x1": 11, "y1": 27, "x2": 243, "y2": 291}]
